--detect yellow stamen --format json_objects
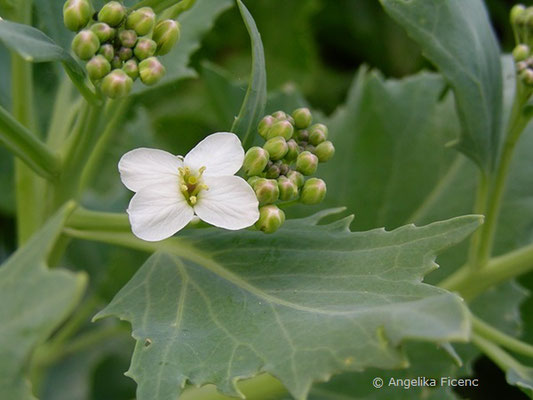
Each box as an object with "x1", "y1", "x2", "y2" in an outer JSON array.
[{"x1": 189, "y1": 196, "x2": 197, "y2": 205}]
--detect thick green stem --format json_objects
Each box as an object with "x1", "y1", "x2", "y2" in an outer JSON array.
[
  {"x1": 472, "y1": 316, "x2": 533, "y2": 359},
  {"x1": 440, "y1": 241, "x2": 533, "y2": 299},
  {"x1": 12, "y1": 0, "x2": 42, "y2": 245},
  {"x1": 0, "y1": 105, "x2": 61, "y2": 179},
  {"x1": 471, "y1": 333, "x2": 526, "y2": 376},
  {"x1": 46, "y1": 77, "x2": 79, "y2": 149}
]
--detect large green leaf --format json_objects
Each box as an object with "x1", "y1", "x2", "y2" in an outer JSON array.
[
  {"x1": 0, "y1": 19, "x2": 98, "y2": 104},
  {"x1": 230, "y1": 0, "x2": 267, "y2": 148},
  {"x1": 0, "y1": 204, "x2": 87, "y2": 399},
  {"x1": 133, "y1": 0, "x2": 233, "y2": 94},
  {"x1": 380, "y1": 0, "x2": 502, "y2": 172},
  {"x1": 95, "y1": 211, "x2": 480, "y2": 400}
]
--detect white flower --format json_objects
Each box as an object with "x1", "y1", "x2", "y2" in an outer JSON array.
[{"x1": 118, "y1": 132, "x2": 260, "y2": 241}]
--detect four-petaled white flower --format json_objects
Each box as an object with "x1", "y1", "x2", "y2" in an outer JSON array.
[{"x1": 118, "y1": 132, "x2": 259, "y2": 241}]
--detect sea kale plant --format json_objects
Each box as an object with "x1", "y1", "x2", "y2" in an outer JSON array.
[{"x1": 1, "y1": 0, "x2": 533, "y2": 399}]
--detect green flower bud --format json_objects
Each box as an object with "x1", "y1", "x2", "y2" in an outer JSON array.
[
  {"x1": 287, "y1": 170, "x2": 304, "y2": 188},
  {"x1": 292, "y1": 107, "x2": 312, "y2": 129},
  {"x1": 309, "y1": 123, "x2": 328, "y2": 145},
  {"x1": 90, "y1": 23, "x2": 115, "y2": 43},
  {"x1": 253, "y1": 178, "x2": 279, "y2": 205},
  {"x1": 255, "y1": 205, "x2": 285, "y2": 234},
  {"x1": 247, "y1": 176, "x2": 261, "y2": 187},
  {"x1": 264, "y1": 136, "x2": 289, "y2": 161},
  {"x1": 300, "y1": 178, "x2": 326, "y2": 205},
  {"x1": 314, "y1": 140, "x2": 335, "y2": 162},
  {"x1": 111, "y1": 55, "x2": 123, "y2": 69},
  {"x1": 153, "y1": 19, "x2": 180, "y2": 56},
  {"x1": 119, "y1": 30, "x2": 138, "y2": 48},
  {"x1": 521, "y1": 68, "x2": 533, "y2": 86},
  {"x1": 294, "y1": 129, "x2": 309, "y2": 142},
  {"x1": 72, "y1": 30, "x2": 100, "y2": 60},
  {"x1": 126, "y1": 7, "x2": 156, "y2": 36},
  {"x1": 285, "y1": 139, "x2": 299, "y2": 161},
  {"x1": 101, "y1": 69, "x2": 133, "y2": 98},
  {"x1": 86, "y1": 55, "x2": 111, "y2": 80},
  {"x1": 265, "y1": 162, "x2": 281, "y2": 179},
  {"x1": 266, "y1": 120, "x2": 294, "y2": 140},
  {"x1": 134, "y1": 38, "x2": 157, "y2": 60},
  {"x1": 118, "y1": 46, "x2": 133, "y2": 61},
  {"x1": 271, "y1": 110, "x2": 287, "y2": 121},
  {"x1": 258, "y1": 115, "x2": 275, "y2": 139},
  {"x1": 517, "y1": 60, "x2": 528, "y2": 72},
  {"x1": 511, "y1": 4, "x2": 526, "y2": 26},
  {"x1": 98, "y1": 1, "x2": 126, "y2": 27},
  {"x1": 279, "y1": 162, "x2": 290, "y2": 176},
  {"x1": 123, "y1": 59, "x2": 139, "y2": 80},
  {"x1": 139, "y1": 57, "x2": 166, "y2": 85},
  {"x1": 243, "y1": 146, "x2": 269, "y2": 176},
  {"x1": 305, "y1": 144, "x2": 316, "y2": 153},
  {"x1": 513, "y1": 44, "x2": 530, "y2": 62},
  {"x1": 98, "y1": 44, "x2": 114, "y2": 62},
  {"x1": 296, "y1": 151, "x2": 318, "y2": 176},
  {"x1": 277, "y1": 176, "x2": 298, "y2": 201},
  {"x1": 63, "y1": 0, "x2": 92, "y2": 32}
]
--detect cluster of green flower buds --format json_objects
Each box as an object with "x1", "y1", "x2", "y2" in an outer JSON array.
[
  {"x1": 63, "y1": 0, "x2": 181, "y2": 98},
  {"x1": 510, "y1": 4, "x2": 533, "y2": 86},
  {"x1": 243, "y1": 108, "x2": 335, "y2": 234}
]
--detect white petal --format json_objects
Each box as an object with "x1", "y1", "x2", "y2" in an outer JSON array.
[
  {"x1": 184, "y1": 132, "x2": 244, "y2": 176},
  {"x1": 119, "y1": 148, "x2": 182, "y2": 192},
  {"x1": 127, "y1": 182, "x2": 194, "y2": 241},
  {"x1": 194, "y1": 175, "x2": 259, "y2": 230}
]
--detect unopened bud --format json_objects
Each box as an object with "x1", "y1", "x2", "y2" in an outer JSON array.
[
  {"x1": 255, "y1": 205, "x2": 285, "y2": 234},
  {"x1": 118, "y1": 46, "x2": 133, "y2": 61},
  {"x1": 513, "y1": 44, "x2": 530, "y2": 62},
  {"x1": 126, "y1": 7, "x2": 156, "y2": 36},
  {"x1": 134, "y1": 38, "x2": 157, "y2": 60},
  {"x1": 247, "y1": 176, "x2": 261, "y2": 187},
  {"x1": 517, "y1": 60, "x2": 528, "y2": 72},
  {"x1": 123, "y1": 59, "x2": 139, "y2": 80},
  {"x1": 314, "y1": 140, "x2": 335, "y2": 162},
  {"x1": 253, "y1": 178, "x2": 279, "y2": 205},
  {"x1": 86, "y1": 55, "x2": 111, "y2": 80},
  {"x1": 72, "y1": 30, "x2": 100, "y2": 60},
  {"x1": 264, "y1": 136, "x2": 289, "y2": 161},
  {"x1": 511, "y1": 4, "x2": 527, "y2": 26},
  {"x1": 119, "y1": 29, "x2": 138, "y2": 48},
  {"x1": 139, "y1": 57, "x2": 166, "y2": 85},
  {"x1": 287, "y1": 170, "x2": 304, "y2": 188},
  {"x1": 90, "y1": 23, "x2": 115, "y2": 43},
  {"x1": 296, "y1": 151, "x2": 318, "y2": 176},
  {"x1": 98, "y1": 43, "x2": 114, "y2": 61},
  {"x1": 98, "y1": 1, "x2": 126, "y2": 27},
  {"x1": 111, "y1": 55, "x2": 123, "y2": 69},
  {"x1": 521, "y1": 68, "x2": 533, "y2": 85},
  {"x1": 284, "y1": 139, "x2": 299, "y2": 161},
  {"x1": 305, "y1": 144, "x2": 316, "y2": 153},
  {"x1": 258, "y1": 115, "x2": 275, "y2": 139},
  {"x1": 243, "y1": 146, "x2": 269, "y2": 176},
  {"x1": 294, "y1": 129, "x2": 309, "y2": 142},
  {"x1": 277, "y1": 176, "x2": 298, "y2": 201},
  {"x1": 267, "y1": 120, "x2": 294, "y2": 140},
  {"x1": 279, "y1": 162, "x2": 290, "y2": 175},
  {"x1": 63, "y1": 0, "x2": 92, "y2": 32},
  {"x1": 101, "y1": 69, "x2": 133, "y2": 98},
  {"x1": 271, "y1": 110, "x2": 287, "y2": 121},
  {"x1": 265, "y1": 162, "x2": 281, "y2": 179},
  {"x1": 153, "y1": 19, "x2": 180, "y2": 55},
  {"x1": 300, "y1": 178, "x2": 326, "y2": 205},
  {"x1": 292, "y1": 107, "x2": 312, "y2": 129},
  {"x1": 309, "y1": 123, "x2": 328, "y2": 145}
]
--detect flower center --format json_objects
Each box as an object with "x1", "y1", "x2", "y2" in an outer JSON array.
[{"x1": 178, "y1": 166, "x2": 208, "y2": 206}]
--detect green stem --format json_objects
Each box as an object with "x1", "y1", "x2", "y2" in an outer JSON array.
[
  {"x1": 466, "y1": 171, "x2": 489, "y2": 272},
  {"x1": 79, "y1": 98, "x2": 131, "y2": 191},
  {"x1": 12, "y1": 0, "x2": 41, "y2": 245},
  {"x1": 51, "y1": 295, "x2": 102, "y2": 346},
  {"x1": 0, "y1": 105, "x2": 61, "y2": 179},
  {"x1": 180, "y1": 374, "x2": 287, "y2": 400},
  {"x1": 277, "y1": 198, "x2": 300, "y2": 209},
  {"x1": 471, "y1": 333, "x2": 527, "y2": 376},
  {"x1": 132, "y1": 0, "x2": 180, "y2": 13},
  {"x1": 162, "y1": 0, "x2": 197, "y2": 19},
  {"x1": 46, "y1": 77, "x2": 79, "y2": 149},
  {"x1": 472, "y1": 316, "x2": 533, "y2": 359},
  {"x1": 440, "y1": 241, "x2": 533, "y2": 299},
  {"x1": 475, "y1": 84, "x2": 532, "y2": 269}
]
